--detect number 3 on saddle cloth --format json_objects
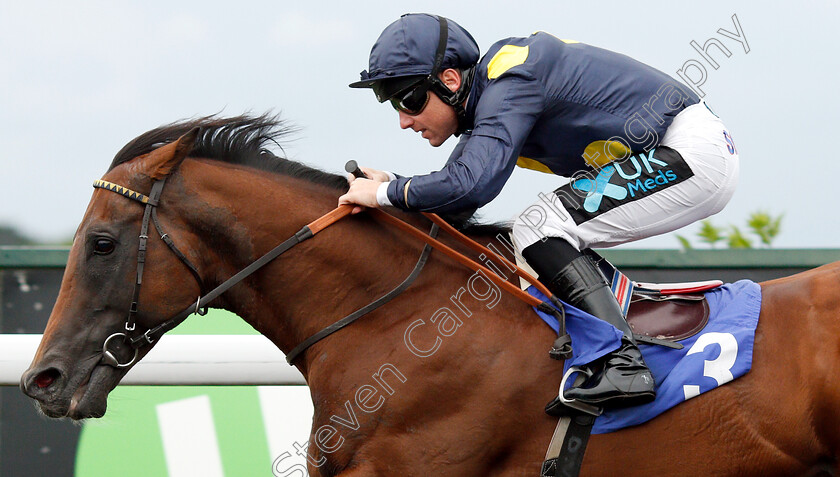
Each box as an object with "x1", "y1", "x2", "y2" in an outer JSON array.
[{"x1": 528, "y1": 278, "x2": 761, "y2": 434}]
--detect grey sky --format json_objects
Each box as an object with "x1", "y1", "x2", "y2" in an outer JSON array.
[{"x1": 1, "y1": 1, "x2": 837, "y2": 248}]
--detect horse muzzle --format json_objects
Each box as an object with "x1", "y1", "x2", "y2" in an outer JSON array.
[{"x1": 21, "y1": 360, "x2": 118, "y2": 419}]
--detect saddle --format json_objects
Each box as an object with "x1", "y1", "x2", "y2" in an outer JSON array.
[
  {"x1": 516, "y1": 246, "x2": 721, "y2": 346},
  {"x1": 626, "y1": 281, "x2": 720, "y2": 343},
  {"x1": 589, "y1": 248, "x2": 721, "y2": 346}
]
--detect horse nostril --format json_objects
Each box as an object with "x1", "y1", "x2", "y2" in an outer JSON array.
[{"x1": 34, "y1": 368, "x2": 61, "y2": 389}]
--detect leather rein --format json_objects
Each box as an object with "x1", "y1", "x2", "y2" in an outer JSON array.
[{"x1": 92, "y1": 174, "x2": 570, "y2": 370}]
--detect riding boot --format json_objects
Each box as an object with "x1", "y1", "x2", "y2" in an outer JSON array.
[{"x1": 522, "y1": 239, "x2": 655, "y2": 410}]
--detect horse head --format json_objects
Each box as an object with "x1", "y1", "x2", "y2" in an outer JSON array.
[
  {"x1": 20, "y1": 123, "x2": 233, "y2": 419},
  {"x1": 20, "y1": 113, "x2": 400, "y2": 421}
]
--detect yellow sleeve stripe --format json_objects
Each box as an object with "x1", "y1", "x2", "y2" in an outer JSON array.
[
  {"x1": 515, "y1": 156, "x2": 555, "y2": 175},
  {"x1": 487, "y1": 45, "x2": 530, "y2": 79},
  {"x1": 582, "y1": 140, "x2": 632, "y2": 168}
]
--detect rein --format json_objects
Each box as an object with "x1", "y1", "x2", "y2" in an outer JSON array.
[{"x1": 92, "y1": 176, "x2": 570, "y2": 369}]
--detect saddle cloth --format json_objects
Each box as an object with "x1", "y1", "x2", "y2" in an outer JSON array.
[{"x1": 528, "y1": 279, "x2": 761, "y2": 434}]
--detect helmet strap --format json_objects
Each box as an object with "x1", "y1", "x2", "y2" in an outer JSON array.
[
  {"x1": 430, "y1": 65, "x2": 476, "y2": 136},
  {"x1": 430, "y1": 16, "x2": 448, "y2": 77}
]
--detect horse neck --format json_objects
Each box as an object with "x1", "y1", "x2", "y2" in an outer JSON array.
[{"x1": 173, "y1": 159, "x2": 440, "y2": 374}]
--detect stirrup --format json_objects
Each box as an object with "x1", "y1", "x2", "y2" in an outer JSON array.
[{"x1": 556, "y1": 366, "x2": 603, "y2": 417}]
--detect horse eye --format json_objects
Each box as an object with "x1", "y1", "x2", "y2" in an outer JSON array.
[{"x1": 93, "y1": 238, "x2": 116, "y2": 255}]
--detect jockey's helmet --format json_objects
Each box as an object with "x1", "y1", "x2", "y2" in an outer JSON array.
[{"x1": 349, "y1": 13, "x2": 479, "y2": 133}]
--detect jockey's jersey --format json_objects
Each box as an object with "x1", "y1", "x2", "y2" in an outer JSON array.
[{"x1": 386, "y1": 32, "x2": 700, "y2": 213}]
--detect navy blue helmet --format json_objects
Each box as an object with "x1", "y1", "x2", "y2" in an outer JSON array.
[{"x1": 350, "y1": 14, "x2": 480, "y2": 134}]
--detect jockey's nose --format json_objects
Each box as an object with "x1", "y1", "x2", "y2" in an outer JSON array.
[{"x1": 399, "y1": 111, "x2": 414, "y2": 130}]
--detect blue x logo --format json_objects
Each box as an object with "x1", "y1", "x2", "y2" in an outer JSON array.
[{"x1": 572, "y1": 166, "x2": 627, "y2": 213}]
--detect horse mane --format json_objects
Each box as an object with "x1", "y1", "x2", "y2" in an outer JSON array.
[
  {"x1": 110, "y1": 113, "x2": 511, "y2": 235},
  {"x1": 109, "y1": 113, "x2": 349, "y2": 191}
]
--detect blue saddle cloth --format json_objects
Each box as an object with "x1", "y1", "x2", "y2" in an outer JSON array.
[{"x1": 529, "y1": 279, "x2": 761, "y2": 434}]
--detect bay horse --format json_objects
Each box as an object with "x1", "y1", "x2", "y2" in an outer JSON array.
[{"x1": 20, "y1": 115, "x2": 840, "y2": 476}]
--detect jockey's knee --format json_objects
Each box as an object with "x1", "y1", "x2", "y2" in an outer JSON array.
[{"x1": 512, "y1": 205, "x2": 578, "y2": 254}]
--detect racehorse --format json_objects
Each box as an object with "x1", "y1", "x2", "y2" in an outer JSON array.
[{"x1": 20, "y1": 115, "x2": 840, "y2": 476}]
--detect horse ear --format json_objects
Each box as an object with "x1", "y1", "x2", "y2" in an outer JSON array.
[{"x1": 145, "y1": 127, "x2": 200, "y2": 180}]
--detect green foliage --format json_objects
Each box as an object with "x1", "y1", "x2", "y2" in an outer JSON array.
[
  {"x1": 696, "y1": 220, "x2": 725, "y2": 248},
  {"x1": 0, "y1": 224, "x2": 71, "y2": 245},
  {"x1": 747, "y1": 210, "x2": 783, "y2": 247},
  {"x1": 675, "y1": 210, "x2": 783, "y2": 250},
  {"x1": 727, "y1": 226, "x2": 753, "y2": 249},
  {"x1": 0, "y1": 225, "x2": 35, "y2": 246},
  {"x1": 675, "y1": 234, "x2": 693, "y2": 250}
]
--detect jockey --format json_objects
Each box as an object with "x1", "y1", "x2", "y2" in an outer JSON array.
[{"x1": 340, "y1": 13, "x2": 739, "y2": 411}]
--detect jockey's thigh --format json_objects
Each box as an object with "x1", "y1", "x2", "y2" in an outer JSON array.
[{"x1": 511, "y1": 101, "x2": 740, "y2": 253}]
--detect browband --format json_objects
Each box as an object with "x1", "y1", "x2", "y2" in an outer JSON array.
[{"x1": 93, "y1": 179, "x2": 152, "y2": 205}]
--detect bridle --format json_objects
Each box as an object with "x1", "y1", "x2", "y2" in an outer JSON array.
[
  {"x1": 94, "y1": 178, "x2": 209, "y2": 368},
  {"x1": 92, "y1": 169, "x2": 571, "y2": 370}
]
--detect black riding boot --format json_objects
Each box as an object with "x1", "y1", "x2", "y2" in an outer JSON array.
[{"x1": 522, "y1": 239, "x2": 655, "y2": 410}]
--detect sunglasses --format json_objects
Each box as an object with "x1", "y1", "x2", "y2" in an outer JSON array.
[{"x1": 390, "y1": 81, "x2": 432, "y2": 115}]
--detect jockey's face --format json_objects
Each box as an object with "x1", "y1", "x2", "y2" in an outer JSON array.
[{"x1": 398, "y1": 69, "x2": 461, "y2": 147}]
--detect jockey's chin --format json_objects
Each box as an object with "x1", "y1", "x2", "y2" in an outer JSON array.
[{"x1": 425, "y1": 132, "x2": 452, "y2": 147}]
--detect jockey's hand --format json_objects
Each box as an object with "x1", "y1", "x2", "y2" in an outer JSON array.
[
  {"x1": 345, "y1": 166, "x2": 391, "y2": 184},
  {"x1": 338, "y1": 178, "x2": 382, "y2": 214}
]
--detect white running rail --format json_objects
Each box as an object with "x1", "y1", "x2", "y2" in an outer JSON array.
[{"x1": 0, "y1": 334, "x2": 306, "y2": 386}]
